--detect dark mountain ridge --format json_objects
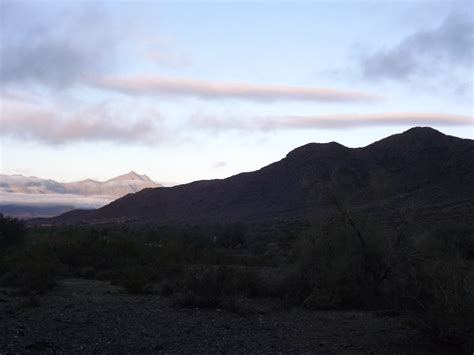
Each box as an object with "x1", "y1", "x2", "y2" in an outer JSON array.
[{"x1": 52, "y1": 127, "x2": 474, "y2": 226}]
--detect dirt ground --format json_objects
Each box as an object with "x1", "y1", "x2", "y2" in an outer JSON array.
[{"x1": 0, "y1": 279, "x2": 466, "y2": 354}]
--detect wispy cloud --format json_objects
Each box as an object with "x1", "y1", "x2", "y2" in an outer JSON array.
[
  {"x1": 361, "y1": 13, "x2": 473, "y2": 81},
  {"x1": 0, "y1": 89, "x2": 42, "y2": 104},
  {"x1": 212, "y1": 161, "x2": 227, "y2": 169},
  {"x1": 193, "y1": 112, "x2": 473, "y2": 131},
  {"x1": 140, "y1": 36, "x2": 192, "y2": 67},
  {"x1": 95, "y1": 75, "x2": 380, "y2": 103},
  {"x1": 1, "y1": 100, "x2": 161, "y2": 145}
]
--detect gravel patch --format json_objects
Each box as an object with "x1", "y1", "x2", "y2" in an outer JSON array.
[{"x1": 0, "y1": 279, "x2": 462, "y2": 354}]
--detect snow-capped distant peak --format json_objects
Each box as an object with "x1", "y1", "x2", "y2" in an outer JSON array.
[
  {"x1": 108, "y1": 171, "x2": 151, "y2": 182},
  {"x1": 0, "y1": 172, "x2": 161, "y2": 197}
]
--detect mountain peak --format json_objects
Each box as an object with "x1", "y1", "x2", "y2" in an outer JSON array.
[
  {"x1": 286, "y1": 141, "x2": 348, "y2": 159},
  {"x1": 125, "y1": 171, "x2": 142, "y2": 179},
  {"x1": 367, "y1": 126, "x2": 454, "y2": 151},
  {"x1": 110, "y1": 171, "x2": 151, "y2": 182},
  {"x1": 403, "y1": 126, "x2": 444, "y2": 137}
]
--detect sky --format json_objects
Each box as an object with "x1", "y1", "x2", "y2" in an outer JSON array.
[{"x1": 1, "y1": 0, "x2": 473, "y2": 185}]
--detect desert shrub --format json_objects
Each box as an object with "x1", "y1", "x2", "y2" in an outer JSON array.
[
  {"x1": 230, "y1": 267, "x2": 263, "y2": 298},
  {"x1": 177, "y1": 266, "x2": 235, "y2": 308},
  {"x1": 0, "y1": 245, "x2": 60, "y2": 294},
  {"x1": 159, "y1": 278, "x2": 175, "y2": 296},
  {"x1": 47, "y1": 232, "x2": 178, "y2": 287},
  {"x1": 212, "y1": 223, "x2": 247, "y2": 248},
  {"x1": 177, "y1": 266, "x2": 260, "y2": 309},
  {"x1": 0, "y1": 214, "x2": 25, "y2": 249},
  {"x1": 397, "y1": 233, "x2": 474, "y2": 345},
  {"x1": 52, "y1": 234, "x2": 146, "y2": 273},
  {"x1": 286, "y1": 221, "x2": 397, "y2": 309},
  {"x1": 275, "y1": 267, "x2": 312, "y2": 307},
  {"x1": 403, "y1": 259, "x2": 474, "y2": 345},
  {"x1": 155, "y1": 236, "x2": 187, "y2": 270},
  {"x1": 199, "y1": 250, "x2": 278, "y2": 267},
  {"x1": 426, "y1": 226, "x2": 474, "y2": 261},
  {"x1": 79, "y1": 266, "x2": 96, "y2": 279},
  {"x1": 116, "y1": 265, "x2": 156, "y2": 294}
]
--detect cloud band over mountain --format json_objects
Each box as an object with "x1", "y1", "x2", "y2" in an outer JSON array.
[
  {"x1": 2, "y1": 97, "x2": 471, "y2": 145},
  {"x1": 194, "y1": 112, "x2": 473, "y2": 131},
  {"x1": 96, "y1": 75, "x2": 380, "y2": 102}
]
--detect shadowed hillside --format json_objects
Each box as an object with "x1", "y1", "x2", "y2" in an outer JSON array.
[{"x1": 51, "y1": 127, "x2": 474, "y2": 226}]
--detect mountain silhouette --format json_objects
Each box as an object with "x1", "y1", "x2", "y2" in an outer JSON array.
[{"x1": 53, "y1": 127, "x2": 474, "y2": 226}]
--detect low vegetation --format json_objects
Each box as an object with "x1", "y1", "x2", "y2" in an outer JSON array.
[
  {"x1": 0, "y1": 214, "x2": 472, "y2": 349},
  {"x1": 0, "y1": 214, "x2": 25, "y2": 248}
]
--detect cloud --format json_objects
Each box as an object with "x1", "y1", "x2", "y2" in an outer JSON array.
[
  {"x1": 0, "y1": 191, "x2": 111, "y2": 209},
  {"x1": 192, "y1": 112, "x2": 473, "y2": 131},
  {"x1": 361, "y1": 13, "x2": 474, "y2": 80},
  {"x1": 1, "y1": 40, "x2": 106, "y2": 88},
  {"x1": 0, "y1": 89, "x2": 42, "y2": 104},
  {"x1": 95, "y1": 75, "x2": 380, "y2": 103},
  {"x1": 0, "y1": 3, "x2": 117, "y2": 88},
  {"x1": 1, "y1": 99, "x2": 161, "y2": 145},
  {"x1": 212, "y1": 161, "x2": 227, "y2": 169},
  {"x1": 140, "y1": 36, "x2": 192, "y2": 67},
  {"x1": 0, "y1": 4, "x2": 191, "y2": 89}
]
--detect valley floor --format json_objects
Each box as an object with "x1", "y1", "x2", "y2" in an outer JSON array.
[{"x1": 0, "y1": 279, "x2": 462, "y2": 354}]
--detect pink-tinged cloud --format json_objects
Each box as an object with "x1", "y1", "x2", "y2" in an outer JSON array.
[
  {"x1": 95, "y1": 75, "x2": 380, "y2": 102},
  {"x1": 192, "y1": 112, "x2": 473, "y2": 131},
  {"x1": 1, "y1": 100, "x2": 160, "y2": 145}
]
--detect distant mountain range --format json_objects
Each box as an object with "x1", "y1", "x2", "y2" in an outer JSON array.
[
  {"x1": 0, "y1": 172, "x2": 161, "y2": 218},
  {"x1": 51, "y1": 127, "x2": 474, "y2": 228}
]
